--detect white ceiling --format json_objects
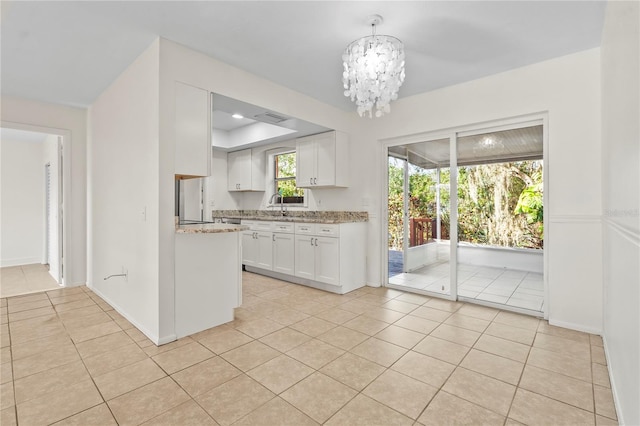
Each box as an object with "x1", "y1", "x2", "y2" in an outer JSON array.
[{"x1": 1, "y1": 1, "x2": 607, "y2": 111}]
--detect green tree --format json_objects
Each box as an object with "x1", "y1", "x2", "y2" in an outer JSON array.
[{"x1": 388, "y1": 158, "x2": 543, "y2": 250}]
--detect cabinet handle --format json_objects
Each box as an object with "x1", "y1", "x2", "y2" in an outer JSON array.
[
  {"x1": 315, "y1": 238, "x2": 318, "y2": 246},
  {"x1": 314, "y1": 177, "x2": 317, "y2": 185},
  {"x1": 310, "y1": 238, "x2": 314, "y2": 246},
  {"x1": 272, "y1": 234, "x2": 275, "y2": 242},
  {"x1": 310, "y1": 177, "x2": 313, "y2": 185}
]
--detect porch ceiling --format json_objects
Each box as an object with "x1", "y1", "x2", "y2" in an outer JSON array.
[{"x1": 389, "y1": 125, "x2": 543, "y2": 169}]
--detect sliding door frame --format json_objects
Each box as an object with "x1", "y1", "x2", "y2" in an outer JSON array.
[{"x1": 381, "y1": 112, "x2": 549, "y2": 319}]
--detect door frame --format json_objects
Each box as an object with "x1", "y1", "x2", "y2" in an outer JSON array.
[
  {"x1": 381, "y1": 112, "x2": 549, "y2": 319},
  {"x1": 2, "y1": 120, "x2": 69, "y2": 286}
]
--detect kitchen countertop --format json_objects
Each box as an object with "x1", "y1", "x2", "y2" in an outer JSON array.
[
  {"x1": 175, "y1": 223, "x2": 249, "y2": 234},
  {"x1": 211, "y1": 210, "x2": 368, "y2": 224}
]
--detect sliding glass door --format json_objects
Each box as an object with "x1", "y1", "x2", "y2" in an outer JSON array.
[
  {"x1": 455, "y1": 126, "x2": 544, "y2": 313},
  {"x1": 387, "y1": 138, "x2": 452, "y2": 298},
  {"x1": 386, "y1": 121, "x2": 545, "y2": 315}
]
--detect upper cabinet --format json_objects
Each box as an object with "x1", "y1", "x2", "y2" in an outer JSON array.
[
  {"x1": 175, "y1": 82, "x2": 211, "y2": 178},
  {"x1": 227, "y1": 149, "x2": 265, "y2": 191},
  {"x1": 296, "y1": 131, "x2": 348, "y2": 188}
]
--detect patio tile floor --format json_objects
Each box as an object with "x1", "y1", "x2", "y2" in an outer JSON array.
[{"x1": 389, "y1": 262, "x2": 544, "y2": 313}]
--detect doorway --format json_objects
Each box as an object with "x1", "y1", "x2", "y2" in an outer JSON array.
[
  {"x1": 385, "y1": 118, "x2": 546, "y2": 316},
  {"x1": 0, "y1": 125, "x2": 66, "y2": 297}
]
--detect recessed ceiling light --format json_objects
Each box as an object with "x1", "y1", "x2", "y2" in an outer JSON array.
[{"x1": 231, "y1": 113, "x2": 244, "y2": 119}]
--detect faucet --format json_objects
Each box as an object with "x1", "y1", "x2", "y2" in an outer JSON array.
[{"x1": 268, "y1": 192, "x2": 287, "y2": 216}]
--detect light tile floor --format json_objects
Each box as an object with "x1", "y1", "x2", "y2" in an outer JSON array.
[
  {"x1": 390, "y1": 262, "x2": 544, "y2": 312},
  {"x1": 0, "y1": 272, "x2": 617, "y2": 425},
  {"x1": 0, "y1": 264, "x2": 61, "y2": 298}
]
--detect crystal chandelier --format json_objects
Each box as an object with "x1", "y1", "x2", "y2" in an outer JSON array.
[{"x1": 342, "y1": 15, "x2": 405, "y2": 118}]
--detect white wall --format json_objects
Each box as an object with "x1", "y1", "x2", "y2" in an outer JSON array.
[
  {"x1": 156, "y1": 39, "x2": 354, "y2": 342},
  {"x1": 366, "y1": 49, "x2": 603, "y2": 333},
  {"x1": 163, "y1": 40, "x2": 604, "y2": 335},
  {"x1": 88, "y1": 40, "x2": 161, "y2": 342},
  {"x1": 1, "y1": 97, "x2": 87, "y2": 286},
  {"x1": 0, "y1": 138, "x2": 45, "y2": 266},
  {"x1": 601, "y1": 1, "x2": 640, "y2": 424}
]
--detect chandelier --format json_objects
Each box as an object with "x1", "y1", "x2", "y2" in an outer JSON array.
[{"x1": 342, "y1": 15, "x2": 406, "y2": 118}]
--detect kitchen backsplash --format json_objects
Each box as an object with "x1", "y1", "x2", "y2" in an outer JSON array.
[{"x1": 211, "y1": 209, "x2": 368, "y2": 222}]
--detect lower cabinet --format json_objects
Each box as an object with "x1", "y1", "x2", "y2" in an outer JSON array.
[
  {"x1": 294, "y1": 234, "x2": 339, "y2": 286},
  {"x1": 242, "y1": 220, "x2": 365, "y2": 294},
  {"x1": 273, "y1": 232, "x2": 295, "y2": 275},
  {"x1": 175, "y1": 231, "x2": 241, "y2": 339},
  {"x1": 242, "y1": 230, "x2": 272, "y2": 268}
]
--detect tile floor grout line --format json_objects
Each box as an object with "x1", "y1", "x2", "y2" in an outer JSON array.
[
  {"x1": 1, "y1": 273, "x2": 615, "y2": 425},
  {"x1": 49, "y1": 288, "x2": 121, "y2": 425},
  {"x1": 502, "y1": 317, "x2": 538, "y2": 423}
]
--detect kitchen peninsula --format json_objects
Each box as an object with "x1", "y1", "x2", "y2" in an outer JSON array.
[{"x1": 174, "y1": 220, "x2": 248, "y2": 338}]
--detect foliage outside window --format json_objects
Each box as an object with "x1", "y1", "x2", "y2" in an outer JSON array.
[
  {"x1": 275, "y1": 152, "x2": 304, "y2": 204},
  {"x1": 388, "y1": 158, "x2": 543, "y2": 250},
  {"x1": 457, "y1": 160, "x2": 543, "y2": 248}
]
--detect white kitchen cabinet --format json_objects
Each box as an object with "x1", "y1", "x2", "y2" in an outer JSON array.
[
  {"x1": 228, "y1": 149, "x2": 265, "y2": 191},
  {"x1": 314, "y1": 236, "x2": 340, "y2": 286},
  {"x1": 175, "y1": 231, "x2": 241, "y2": 338},
  {"x1": 294, "y1": 224, "x2": 340, "y2": 286},
  {"x1": 175, "y1": 81, "x2": 211, "y2": 178},
  {"x1": 243, "y1": 219, "x2": 366, "y2": 294},
  {"x1": 273, "y1": 232, "x2": 295, "y2": 275},
  {"x1": 294, "y1": 234, "x2": 315, "y2": 280},
  {"x1": 296, "y1": 131, "x2": 348, "y2": 188},
  {"x1": 242, "y1": 220, "x2": 293, "y2": 274},
  {"x1": 241, "y1": 230, "x2": 258, "y2": 267},
  {"x1": 242, "y1": 229, "x2": 273, "y2": 270}
]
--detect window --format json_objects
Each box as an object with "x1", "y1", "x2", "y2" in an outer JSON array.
[{"x1": 274, "y1": 151, "x2": 304, "y2": 204}]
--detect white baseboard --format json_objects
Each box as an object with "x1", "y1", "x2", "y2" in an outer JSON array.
[
  {"x1": 89, "y1": 285, "x2": 174, "y2": 346},
  {"x1": 0, "y1": 257, "x2": 42, "y2": 267},
  {"x1": 602, "y1": 335, "x2": 625, "y2": 425},
  {"x1": 548, "y1": 318, "x2": 602, "y2": 335}
]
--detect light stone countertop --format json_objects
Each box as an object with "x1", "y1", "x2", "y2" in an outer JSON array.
[
  {"x1": 175, "y1": 223, "x2": 249, "y2": 234},
  {"x1": 211, "y1": 210, "x2": 368, "y2": 224}
]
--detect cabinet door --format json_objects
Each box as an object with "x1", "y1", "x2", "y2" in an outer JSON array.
[
  {"x1": 241, "y1": 231, "x2": 257, "y2": 266},
  {"x1": 228, "y1": 150, "x2": 251, "y2": 191},
  {"x1": 256, "y1": 232, "x2": 273, "y2": 270},
  {"x1": 294, "y1": 234, "x2": 315, "y2": 280},
  {"x1": 273, "y1": 233, "x2": 295, "y2": 275},
  {"x1": 175, "y1": 82, "x2": 210, "y2": 177},
  {"x1": 314, "y1": 133, "x2": 337, "y2": 187},
  {"x1": 315, "y1": 236, "x2": 340, "y2": 286},
  {"x1": 296, "y1": 138, "x2": 316, "y2": 188}
]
